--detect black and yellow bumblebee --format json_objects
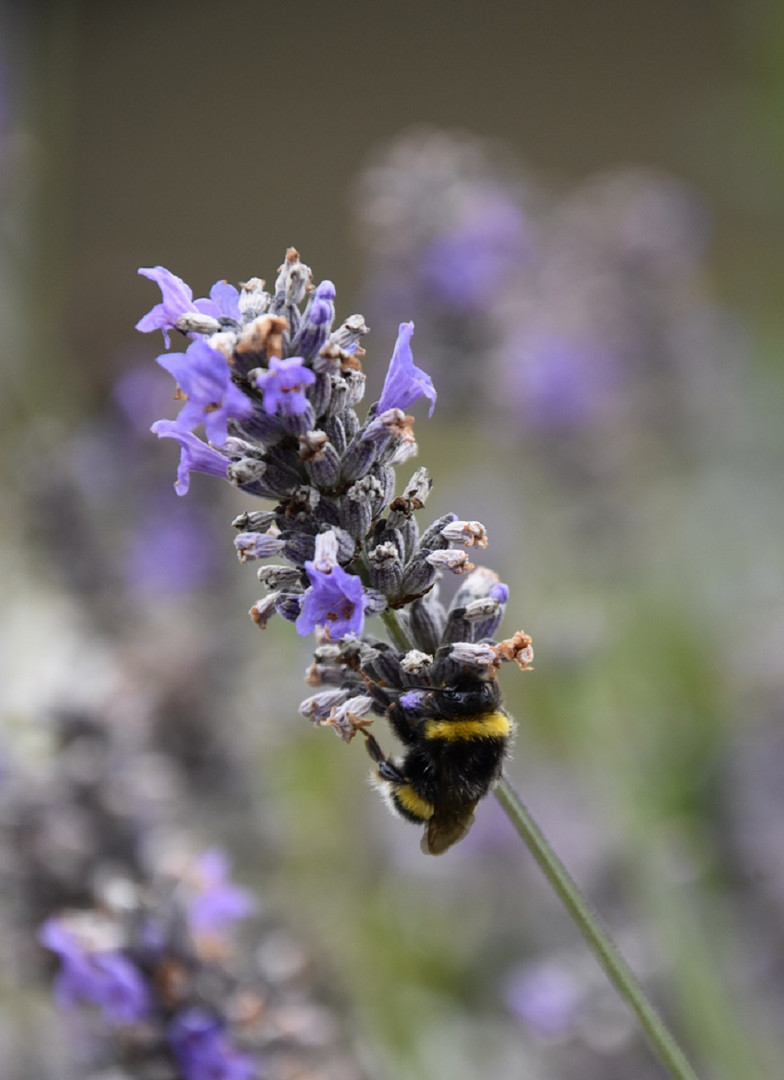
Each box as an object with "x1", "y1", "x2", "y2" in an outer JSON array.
[{"x1": 364, "y1": 672, "x2": 514, "y2": 854}]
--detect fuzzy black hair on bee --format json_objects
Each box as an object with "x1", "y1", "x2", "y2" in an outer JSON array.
[{"x1": 363, "y1": 673, "x2": 514, "y2": 855}]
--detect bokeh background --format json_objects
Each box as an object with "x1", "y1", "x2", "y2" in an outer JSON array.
[{"x1": 2, "y1": 2, "x2": 784, "y2": 1078}]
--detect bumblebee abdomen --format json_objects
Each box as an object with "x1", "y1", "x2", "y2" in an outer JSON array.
[{"x1": 389, "y1": 782, "x2": 435, "y2": 823}]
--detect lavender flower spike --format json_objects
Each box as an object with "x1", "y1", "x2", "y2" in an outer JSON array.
[
  {"x1": 151, "y1": 420, "x2": 229, "y2": 495},
  {"x1": 377, "y1": 321, "x2": 437, "y2": 417},
  {"x1": 157, "y1": 338, "x2": 254, "y2": 445}
]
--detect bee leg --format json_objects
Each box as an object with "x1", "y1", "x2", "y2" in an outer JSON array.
[{"x1": 363, "y1": 732, "x2": 407, "y2": 783}]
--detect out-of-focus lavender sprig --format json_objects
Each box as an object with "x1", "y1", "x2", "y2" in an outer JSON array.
[
  {"x1": 354, "y1": 128, "x2": 743, "y2": 479},
  {"x1": 38, "y1": 847, "x2": 368, "y2": 1080},
  {"x1": 139, "y1": 247, "x2": 533, "y2": 751},
  {"x1": 5, "y1": 698, "x2": 370, "y2": 1080}
]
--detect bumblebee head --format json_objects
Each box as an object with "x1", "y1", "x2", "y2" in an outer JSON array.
[{"x1": 399, "y1": 674, "x2": 501, "y2": 719}]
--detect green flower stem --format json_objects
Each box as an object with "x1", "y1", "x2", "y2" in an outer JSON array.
[
  {"x1": 381, "y1": 608, "x2": 414, "y2": 654},
  {"x1": 494, "y1": 775, "x2": 700, "y2": 1080}
]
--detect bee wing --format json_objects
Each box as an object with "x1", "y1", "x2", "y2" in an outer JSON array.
[{"x1": 421, "y1": 802, "x2": 477, "y2": 855}]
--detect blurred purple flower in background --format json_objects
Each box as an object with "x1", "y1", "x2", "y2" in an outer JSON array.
[
  {"x1": 39, "y1": 916, "x2": 151, "y2": 1024},
  {"x1": 504, "y1": 959, "x2": 582, "y2": 1039},
  {"x1": 187, "y1": 848, "x2": 256, "y2": 936},
  {"x1": 169, "y1": 1008, "x2": 256, "y2": 1080}
]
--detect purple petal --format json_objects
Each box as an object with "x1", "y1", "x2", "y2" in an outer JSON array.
[
  {"x1": 151, "y1": 420, "x2": 229, "y2": 495},
  {"x1": 377, "y1": 322, "x2": 437, "y2": 417}
]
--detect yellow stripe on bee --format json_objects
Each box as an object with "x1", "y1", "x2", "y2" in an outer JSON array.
[
  {"x1": 395, "y1": 784, "x2": 435, "y2": 821},
  {"x1": 424, "y1": 711, "x2": 512, "y2": 742}
]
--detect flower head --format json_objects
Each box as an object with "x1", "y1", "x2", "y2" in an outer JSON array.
[
  {"x1": 156, "y1": 338, "x2": 253, "y2": 445},
  {"x1": 377, "y1": 322, "x2": 436, "y2": 417},
  {"x1": 256, "y1": 356, "x2": 316, "y2": 417}
]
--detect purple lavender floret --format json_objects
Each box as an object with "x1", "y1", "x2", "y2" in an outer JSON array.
[
  {"x1": 169, "y1": 1008, "x2": 256, "y2": 1080},
  {"x1": 151, "y1": 420, "x2": 229, "y2": 495},
  {"x1": 156, "y1": 338, "x2": 253, "y2": 444},
  {"x1": 137, "y1": 267, "x2": 241, "y2": 347},
  {"x1": 136, "y1": 266, "x2": 198, "y2": 346},
  {"x1": 187, "y1": 849, "x2": 257, "y2": 936},
  {"x1": 377, "y1": 322, "x2": 436, "y2": 417},
  {"x1": 39, "y1": 917, "x2": 151, "y2": 1025},
  {"x1": 296, "y1": 559, "x2": 367, "y2": 640},
  {"x1": 256, "y1": 356, "x2": 316, "y2": 417}
]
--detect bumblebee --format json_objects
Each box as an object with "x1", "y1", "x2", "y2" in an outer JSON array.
[{"x1": 363, "y1": 673, "x2": 514, "y2": 854}]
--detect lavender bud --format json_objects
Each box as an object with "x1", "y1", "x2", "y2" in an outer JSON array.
[
  {"x1": 228, "y1": 457, "x2": 267, "y2": 487},
  {"x1": 443, "y1": 641, "x2": 499, "y2": 672},
  {"x1": 322, "y1": 694, "x2": 375, "y2": 742},
  {"x1": 367, "y1": 541, "x2": 403, "y2": 594},
  {"x1": 400, "y1": 650, "x2": 433, "y2": 676},
  {"x1": 328, "y1": 313, "x2": 369, "y2": 352},
  {"x1": 343, "y1": 408, "x2": 360, "y2": 441},
  {"x1": 426, "y1": 549, "x2": 475, "y2": 574},
  {"x1": 419, "y1": 512, "x2": 458, "y2": 550},
  {"x1": 409, "y1": 593, "x2": 447, "y2": 654},
  {"x1": 276, "y1": 592, "x2": 304, "y2": 622},
  {"x1": 464, "y1": 596, "x2": 502, "y2": 622},
  {"x1": 397, "y1": 515, "x2": 420, "y2": 561},
  {"x1": 232, "y1": 509, "x2": 278, "y2": 532},
  {"x1": 257, "y1": 565, "x2": 302, "y2": 590},
  {"x1": 176, "y1": 312, "x2": 222, "y2": 335},
  {"x1": 343, "y1": 370, "x2": 367, "y2": 408},
  {"x1": 299, "y1": 431, "x2": 342, "y2": 489},
  {"x1": 328, "y1": 375, "x2": 349, "y2": 416},
  {"x1": 262, "y1": 447, "x2": 305, "y2": 492},
  {"x1": 369, "y1": 465, "x2": 396, "y2": 514},
  {"x1": 451, "y1": 566, "x2": 504, "y2": 608},
  {"x1": 283, "y1": 533, "x2": 316, "y2": 565},
  {"x1": 340, "y1": 484, "x2": 374, "y2": 540},
  {"x1": 238, "y1": 277, "x2": 269, "y2": 318},
  {"x1": 441, "y1": 519, "x2": 489, "y2": 549},
  {"x1": 279, "y1": 403, "x2": 317, "y2": 437},
  {"x1": 291, "y1": 280, "x2": 336, "y2": 360},
  {"x1": 441, "y1": 605, "x2": 474, "y2": 644},
  {"x1": 340, "y1": 437, "x2": 378, "y2": 484},
  {"x1": 332, "y1": 527, "x2": 357, "y2": 563},
  {"x1": 249, "y1": 592, "x2": 281, "y2": 628},
  {"x1": 399, "y1": 555, "x2": 439, "y2": 598},
  {"x1": 235, "y1": 531, "x2": 286, "y2": 563},
  {"x1": 272, "y1": 247, "x2": 311, "y2": 315},
  {"x1": 309, "y1": 372, "x2": 332, "y2": 418},
  {"x1": 362, "y1": 643, "x2": 405, "y2": 687},
  {"x1": 222, "y1": 435, "x2": 264, "y2": 461},
  {"x1": 299, "y1": 688, "x2": 351, "y2": 724},
  {"x1": 322, "y1": 415, "x2": 346, "y2": 454}
]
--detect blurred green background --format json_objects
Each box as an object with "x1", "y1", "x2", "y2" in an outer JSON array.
[{"x1": 2, "y1": 3, "x2": 784, "y2": 1079}]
